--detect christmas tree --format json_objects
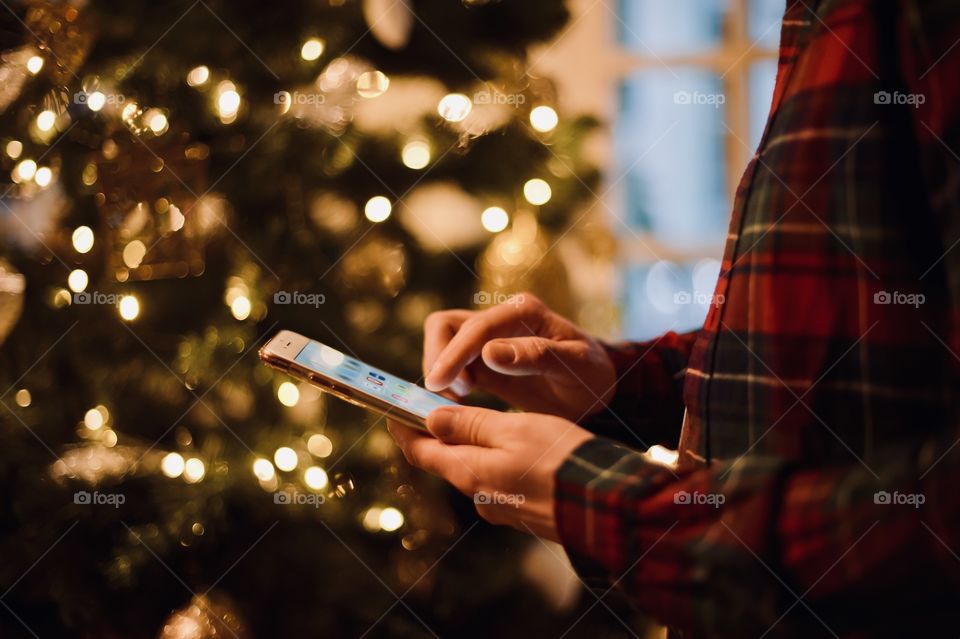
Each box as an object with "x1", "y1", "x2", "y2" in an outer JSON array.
[{"x1": 0, "y1": 1, "x2": 636, "y2": 636}]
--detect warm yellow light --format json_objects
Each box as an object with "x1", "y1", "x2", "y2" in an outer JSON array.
[
  {"x1": 121, "y1": 101, "x2": 139, "y2": 121},
  {"x1": 146, "y1": 110, "x2": 168, "y2": 134},
  {"x1": 364, "y1": 196, "x2": 392, "y2": 223},
  {"x1": 217, "y1": 83, "x2": 241, "y2": 119},
  {"x1": 118, "y1": 295, "x2": 140, "y2": 321},
  {"x1": 72, "y1": 226, "x2": 94, "y2": 253},
  {"x1": 187, "y1": 65, "x2": 210, "y2": 87},
  {"x1": 523, "y1": 178, "x2": 552, "y2": 206},
  {"x1": 274, "y1": 446, "x2": 298, "y2": 472},
  {"x1": 36, "y1": 110, "x2": 56, "y2": 132},
  {"x1": 300, "y1": 38, "x2": 324, "y2": 61},
  {"x1": 122, "y1": 240, "x2": 146, "y2": 268},
  {"x1": 33, "y1": 166, "x2": 52, "y2": 187},
  {"x1": 253, "y1": 458, "x2": 276, "y2": 481},
  {"x1": 277, "y1": 381, "x2": 300, "y2": 407},
  {"x1": 529, "y1": 105, "x2": 559, "y2": 133},
  {"x1": 15, "y1": 159, "x2": 37, "y2": 181},
  {"x1": 357, "y1": 70, "x2": 389, "y2": 98},
  {"x1": 161, "y1": 452, "x2": 185, "y2": 478},
  {"x1": 401, "y1": 140, "x2": 430, "y2": 170},
  {"x1": 67, "y1": 269, "x2": 88, "y2": 292},
  {"x1": 307, "y1": 433, "x2": 333, "y2": 458},
  {"x1": 87, "y1": 91, "x2": 106, "y2": 112},
  {"x1": 102, "y1": 429, "x2": 118, "y2": 447},
  {"x1": 183, "y1": 457, "x2": 205, "y2": 483},
  {"x1": 362, "y1": 506, "x2": 383, "y2": 531},
  {"x1": 481, "y1": 206, "x2": 509, "y2": 232},
  {"x1": 5, "y1": 140, "x2": 22, "y2": 159},
  {"x1": 84, "y1": 408, "x2": 104, "y2": 430},
  {"x1": 438, "y1": 93, "x2": 472, "y2": 122},
  {"x1": 14, "y1": 389, "x2": 31, "y2": 407},
  {"x1": 303, "y1": 466, "x2": 328, "y2": 490},
  {"x1": 379, "y1": 507, "x2": 404, "y2": 532},
  {"x1": 230, "y1": 295, "x2": 251, "y2": 320},
  {"x1": 26, "y1": 55, "x2": 44, "y2": 75}
]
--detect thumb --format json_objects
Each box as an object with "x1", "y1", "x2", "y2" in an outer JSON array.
[
  {"x1": 426, "y1": 406, "x2": 507, "y2": 448},
  {"x1": 481, "y1": 337, "x2": 584, "y2": 377}
]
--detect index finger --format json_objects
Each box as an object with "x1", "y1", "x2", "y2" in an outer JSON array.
[{"x1": 422, "y1": 309, "x2": 472, "y2": 379}]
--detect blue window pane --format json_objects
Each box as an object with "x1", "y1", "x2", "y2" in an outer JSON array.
[
  {"x1": 749, "y1": 59, "x2": 778, "y2": 150},
  {"x1": 618, "y1": 0, "x2": 725, "y2": 56},
  {"x1": 622, "y1": 258, "x2": 722, "y2": 340},
  {"x1": 749, "y1": 0, "x2": 786, "y2": 49},
  {"x1": 615, "y1": 68, "x2": 729, "y2": 248}
]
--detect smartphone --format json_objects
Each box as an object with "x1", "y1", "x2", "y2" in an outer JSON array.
[{"x1": 259, "y1": 330, "x2": 456, "y2": 431}]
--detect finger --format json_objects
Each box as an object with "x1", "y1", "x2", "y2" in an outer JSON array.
[
  {"x1": 481, "y1": 336, "x2": 588, "y2": 377},
  {"x1": 426, "y1": 405, "x2": 511, "y2": 448},
  {"x1": 423, "y1": 310, "x2": 474, "y2": 396},
  {"x1": 387, "y1": 421, "x2": 483, "y2": 495},
  {"x1": 425, "y1": 298, "x2": 543, "y2": 392}
]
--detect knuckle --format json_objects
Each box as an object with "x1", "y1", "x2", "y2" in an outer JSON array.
[{"x1": 424, "y1": 311, "x2": 449, "y2": 331}]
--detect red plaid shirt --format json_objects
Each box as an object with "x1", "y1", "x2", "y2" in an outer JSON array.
[{"x1": 555, "y1": 2, "x2": 960, "y2": 637}]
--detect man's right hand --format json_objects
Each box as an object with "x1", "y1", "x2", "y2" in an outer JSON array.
[{"x1": 422, "y1": 294, "x2": 616, "y2": 421}]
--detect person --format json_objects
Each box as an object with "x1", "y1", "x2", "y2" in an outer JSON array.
[{"x1": 387, "y1": 1, "x2": 960, "y2": 637}]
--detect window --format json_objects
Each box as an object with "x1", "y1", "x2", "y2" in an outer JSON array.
[{"x1": 613, "y1": 0, "x2": 784, "y2": 339}]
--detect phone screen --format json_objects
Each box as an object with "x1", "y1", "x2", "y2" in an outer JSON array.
[{"x1": 294, "y1": 340, "x2": 456, "y2": 419}]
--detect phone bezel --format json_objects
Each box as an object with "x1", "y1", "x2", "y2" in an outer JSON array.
[{"x1": 259, "y1": 330, "x2": 432, "y2": 432}]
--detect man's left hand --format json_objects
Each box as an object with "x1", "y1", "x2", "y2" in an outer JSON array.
[{"x1": 387, "y1": 406, "x2": 594, "y2": 542}]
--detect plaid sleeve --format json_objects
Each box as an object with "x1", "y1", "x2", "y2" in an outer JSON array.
[
  {"x1": 579, "y1": 331, "x2": 698, "y2": 448},
  {"x1": 555, "y1": 434, "x2": 960, "y2": 636}
]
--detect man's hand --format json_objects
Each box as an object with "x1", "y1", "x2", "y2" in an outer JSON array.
[
  {"x1": 422, "y1": 294, "x2": 616, "y2": 421},
  {"x1": 387, "y1": 406, "x2": 594, "y2": 542}
]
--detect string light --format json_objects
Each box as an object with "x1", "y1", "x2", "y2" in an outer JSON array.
[
  {"x1": 523, "y1": 178, "x2": 552, "y2": 205},
  {"x1": 14, "y1": 389, "x2": 31, "y2": 407},
  {"x1": 277, "y1": 381, "x2": 300, "y2": 407},
  {"x1": 379, "y1": 507, "x2": 404, "y2": 532},
  {"x1": 186, "y1": 65, "x2": 210, "y2": 86},
  {"x1": 356, "y1": 70, "x2": 389, "y2": 98},
  {"x1": 481, "y1": 206, "x2": 509, "y2": 232},
  {"x1": 364, "y1": 196, "x2": 392, "y2": 223},
  {"x1": 118, "y1": 295, "x2": 140, "y2": 321},
  {"x1": 5, "y1": 140, "x2": 22, "y2": 159},
  {"x1": 161, "y1": 452, "x2": 186, "y2": 478},
  {"x1": 183, "y1": 457, "x2": 205, "y2": 483},
  {"x1": 216, "y1": 81, "x2": 241, "y2": 122},
  {"x1": 33, "y1": 166, "x2": 52, "y2": 187},
  {"x1": 300, "y1": 38, "x2": 324, "y2": 61},
  {"x1": 307, "y1": 433, "x2": 333, "y2": 458},
  {"x1": 72, "y1": 226, "x2": 95, "y2": 253},
  {"x1": 84, "y1": 408, "x2": 104, "y2": 430},
  {"x1": 36, "y1": 110, "x2": 56, "y2": 132},
  {"x1": 87, "y1": 91, "x2": 106, "y2": 112},
  {"x1": 303, "y1": 466, "x2": 328, "y2": 490},
  {"x1": 26, "y1": 55, "x2": 44, "y2": 75},
  {"x1": 14, "y1": 159, "x2": 37, "y2": 182},
  {"x1": 253, "y1": 458, "x2": 275, "y2": 481},
  {"x1": 529, "y1": 105, "x2": 559, "y2": 132},
  {"x1": 145, "y1": 109, "x2": 169, "y2": 135},
  {"x1": 438, "y1": 93, "x2": 472, "y2": 122},
  {"x1": 401, "y1": 140, "x2": 430, "y2": 170},
  {"x1": 230, "y1": 295, "x2": 251, "y2": 320},
  {"x1": 274, "y1": 446, "x2": 298, "y2": 472},
  {"x1": 122, "y1": 240, "x2": 146, "y2": 268},
  {"x1": 67, "y1": 269, "x2": 88, "y2": 292},
  {"x1": 362, "y1": 507, "x2": 383, "y2": 531}
]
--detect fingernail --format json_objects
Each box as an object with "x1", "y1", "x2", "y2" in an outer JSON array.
[{"x1": 487, "y1": 342, "x2": 516, "y2": 366}]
